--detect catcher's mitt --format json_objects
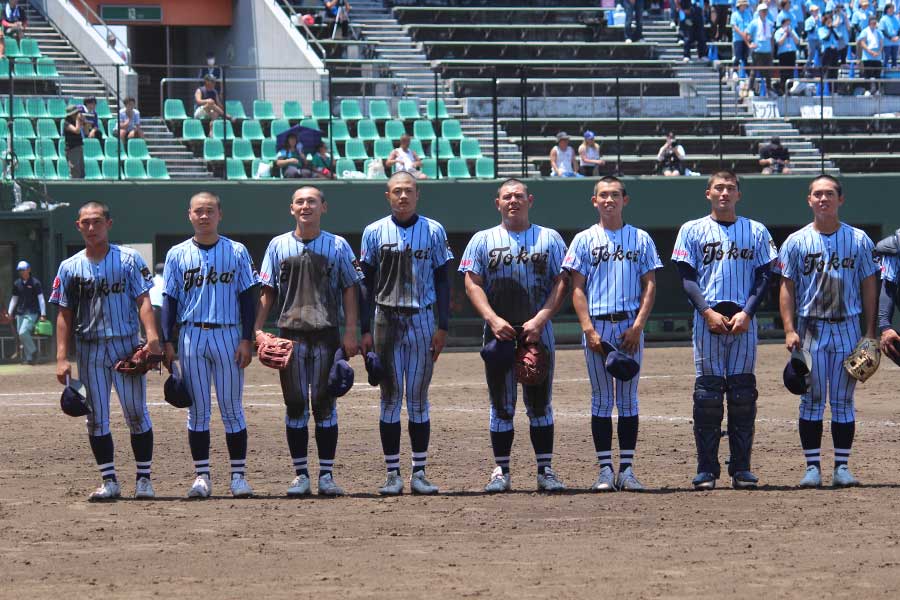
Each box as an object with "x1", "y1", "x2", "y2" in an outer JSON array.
[
  {"x1": 255, "y1": 331, "x2": 293, "y2": 370},
  {"x1": 514, "y1": 341, "x2": 550, "y2": 387},
  {"x1": 114, "y1": 344, "x2": 164, "y2": 376},
  {"x1": 843, "y1": 337, "x2": 881, "y2": 383}
]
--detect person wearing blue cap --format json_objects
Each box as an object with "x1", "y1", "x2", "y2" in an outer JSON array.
[
  {"x1": 577, "y1": 131, "x2": 605, "y2": 177},
  {"x1": 8, "y1": 260, "x2": 46, "y2": 365}
]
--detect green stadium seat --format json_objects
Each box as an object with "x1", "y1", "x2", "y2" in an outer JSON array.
[
  {"x1": 124, "y1": 158, "x2": 147, "y2": 179},
  {"x1": 409, "y1": 138, "x2": 426, "y2": 159},
  {"x1": 283, "y1": 100, "x2": 304, "y2": 121},
  {"x1": 441, "y1": 119, "x2": 463, "y2": 141},
  {"x1": 364, "y1": 159, "x2": 387, "y2": 179},
  {"x1": 146, "y1": 158, "x2": 170, "y2": 179},
  {"x1": 426, "y1": 99, "x2": 450, "y2": 120},
  {"x1": 11, "y1": 98, "x2": 26, "y2": 118},
  {"x1": 35, "y1": 139, "x2": 57, "y2": 160},
  {"x1": 344, "y1": 139, "x2": 369, "y2": 161},
  {"x1": 95, "y1": 99, "x2": 112, "y2": 119},
  {"x1": 231, "y1": 138, "x2": 255, "y2": 161},
  {"x1": 4, "y1": 39, "x2": 19, "y2": 58},
  {"x1": 106, "y1": 118, "x2": 119, "y2": 137},
  {"x1": 253, "y1": 100, "x2": 275, "y2": 122},
  {"x1": 241, "y1": 119, "x2": 265, "y2": 142},
  {"x1": 13, "y1": 119, "x2": 35, "y2": 138},
  {"x1": 104, "y1": 138, "x2": 123, "y2": 160},
  {"x1": 36, "y1": 118, "x2": 59, "y2": 140},
  {"x1": 36, "y1": 57, "x2": 59, "y2": 78},
  {"x1": 475, "y1": 157, "x2": 495, "y2": 179},
  {"x1": 384, "y1": 120, "x2": 406, "y2": 142},
  {"x1": 0, "y1": 98, "x2": 8, "y2": 118},
  {"x1": 356, "y1": 119, "x2": 379, "y2": 142},
  {"x1": 226, "y1": 158, "x2": 247, "y2": 179},
  {"x1": 413, "y1": 120, "x2": 436, "y2": 143},
  {"x1": 335, "y1": 158, "x2": 357, "y2": 178},
  {"x1": 203, "y1": 138, "x2": 225, "y2": 161},
  {"x1": 447, "y1": 158, "x2": 471, "y2": 179},
  {"x1": 373, "y1": 138, "x2": 394, "y2": 159},
  {"x1": 312, "y1": 100, "x2": 331, "y2": 121},
  {"x1": 182, "y1": 119, "x2": 205, "y2": 142},
  {"x1": 430, "y1": 138, "x2": 455, "y2": 159},
  {"x1": 261, "y1": 138, "x2": 277, "y2": 162},
  {"x1": 340, "y1": 99, "x2": 363, "y2": 121},
  {"x1": 14, "y1": 58, "x2": 36, "y2": 78},
  {"x1": 328, "y1": 119, "x2": 351, "y2": 142},
  {"x1": 20, "y1": 39, "x2": 40, "y2": 59},
  {"x1": 26, "y1": 98, "x2": 47, "y2": 118},
  {"x1": 397, "y1": 100, "x2": 420, "y2": 121},
  {"x1": 368, "y1": 100, "x2": 391, "y2": 122},
  {"x1": 299, "y1": 118, "x2": 320, "y2": 131},
  {"x1": 460, "y1": 138, "x2": 483, "y2": 159},
  {"x1": 46, "y1": 98, "x2": 66, "y2": 119},
  {"x1": 164, "y1": 99, "x2": 188, "y2": 122},
  {"x1": 0, "y1": 58, "x2": 9, "y2": 79},
  {"x1": 420, "y1": 157, "x2": 438, "y2": 179},
  {"x1": 270, "y1": 118, "x2": 291, "y2": 139},
  {"x1": 57, "y1": 158, "x2": 69, "y2": 179},
  {"x1": 225, "y1": 100, "x2": 247, "y2": 121},
  {"x1": 250, "y1": 158, "x2": 271, "y2": 179},
  {"x1": 84, "y1": 159, "x2": 102, "y2": 180},
  {"x1": 83, "y1": 138, "x2": 103, "y2": 161},
  {"x1": 127, "y1": 138, "x2": 150, "y2": 160},
  {"x1": 102, "y1": 159, "x2": 119, "y2": 179},
  {"x1": 323, "y1": 141, "x2": 342, "y2": 159},
  {"x1": 210, "y1": 119, "x2": 236, "y2": 140},
  {"x1": 34, "y1": 158, "x2": 58, "y2": 179},
  {"x1": 14, "y1": 159, "x2": 34, "y2": 179},
  {"x1": 57, "y1": 138, "x2": 64, "y2": 159},
  {"x1": 13, "y1": 138, "x2": 33, "y2": 160}
]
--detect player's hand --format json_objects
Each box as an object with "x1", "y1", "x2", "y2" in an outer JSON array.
[
  {"x1": 703, "y1": 309, "x2": 730, "y2": 334},
  {"x1": 145, "y1": 338, "x2": 162, "y2": 356},
  {"x1": 361, "y1": 332, "x2": 374, "y2": 355},
  {"x1": 342, "y1": 329, "x2": 359, "y2": 358},
  {"x1": 619, "y1": 324, "x2": 643, "y2": 354},
  {"x1": 39, "y1": 315, "x2": 47, "y2": 321},
  {"x1": 584, "y1": 328, "x2": 604, "y2": 354},
  {"x1": 56, "y1": 359, "x2": 71, "y2": 386},
  {"x1": 881, "y1": 328, "x2": 900, "y2": 361},
  {"x1": 520, "y1": 316, "x2": 545, "y2": 344},
  {"x1": 785, "y1": 330, "x2": 801, "y2": 352},
  {"x1": 235, "y1": 339, "x2": 252, "y2": 369},
  {"x1": 488, "y1": 316, "x2": 517, "y2": 341},
  {"x1": 163, "y1": 342, "x2": 176, "y2": 368},
  {"x1": 430, "y1": 329, "x2": 447, "y2": 362},
  {"x1": 727, "y1": 311, "x2": 752, "y2": 335}
]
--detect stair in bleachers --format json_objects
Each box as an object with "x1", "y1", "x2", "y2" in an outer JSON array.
[
  {"x1": 141, "y1": 117, "x2": 215, "y2": 179},
  {"x1": 743, "y1": 120, "x2": 838, "y2": 175}
]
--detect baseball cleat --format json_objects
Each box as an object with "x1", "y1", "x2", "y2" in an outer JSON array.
[
  {"x1": 799, "y1": 465, "x2": 822, "y2": 488},
  {"x1": 537, "y1": 467, "x2": 566, "y2": 492},
  {"x1": 832, "y1": 465, "x2": 859, "y2": 488},
  {"x1": 616, "y1": 466, "x2": 645, "y2": 492},
  {"x1": 88, "y1": 479, "x2": 121, "y2": 502},
  {"x1": 378, "y1": 471, "x2": 403, "y2": 496},
  {"x1": 188, "y1": 474, "x2": 212, "y2": 498},
  {"x1": 134, "y1": 476, "x2": 156, "y2": 499},
  {"x1": 229, "y1": 475, "x2": 253, "y2": 498},
  {"x1": 410, "y1": 470, "x2": 439, "y2": 495},
  {"x1": 692, "y1": 472, "x2": 716, "y2": 490},
  {"x1": 317, "y1": 473, "x2": 345, "y2": 497},
  {"x1": 731, "y1": 470, "x2": 759, "y2": 490},
  {"x1": 287, "y1": 474, "x2": 311, "y2": 497},
  {"x1": 484, "y1": 466, "x2": 511, "y2": 493},
  {"x1": 591, "y1": 465, "x2": 617, "y2": 492}
]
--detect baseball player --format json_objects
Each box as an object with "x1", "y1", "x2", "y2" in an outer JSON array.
[
  {"x1": 460, "y1": 178, "x2": 569, "y2": 493},
  {"x1": 778, "y1": 175, "x2": 879, "y2": 488},
  {"x1": 254, "y1": 186, "x2": 363, "y2": 497},
  {"x1": 161, "y1": 191, "x2": 258, "y2": 499},
  {"x1": 359, "y1": 171, "x2": 452, "y2": 495},
  {"x1": 563, "y1": 176, "x2": 662, "y2": 492},
  {"x1": 50, "y1": 201, "x2": 161, "y2": 501},
  {"x1": 672, "y1": 170, "x2": 776, "y2": 490}
]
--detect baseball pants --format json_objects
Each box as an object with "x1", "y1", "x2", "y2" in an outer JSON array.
[
  {"x1": 374, "y1": 306, "x2": 435, "y2": 424},
  {"x1": 180, "y1": 325, "x2": 246, "y2": 433},
  {"x1": 692, "y1": 312, "x2": 758, "y2": 377},
  {"x1": 15, "y1": 312, "x2": 37, "y2": 361},
  {"x1": 585, "y1": 315, "x2": 643, "y2": 418},
  {"x1": 279, "y1": 329, "x2": 340, "y2": 429},
  {"x1": 796, "y1": 316, "x2": 859, "y2": 423}
]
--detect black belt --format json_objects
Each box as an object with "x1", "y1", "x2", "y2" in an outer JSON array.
[
  {"x1": 183, "y1": 322, "x2": 232, "y2": 330},
  {"x1": 592, "y1": 312, "x2": 630, "y2": 323},
  {"x1": 808, "y1": 316, "x2": 846, "y2": 324},
  {"x1": 378, "y1": 304, "x2": 431, "y2": 315}
]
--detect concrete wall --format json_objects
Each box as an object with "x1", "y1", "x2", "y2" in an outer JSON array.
[{"x1": 465, "y1": 96, "x2": 709, "y2": 118}]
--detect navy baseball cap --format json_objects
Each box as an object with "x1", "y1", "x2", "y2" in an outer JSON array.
[
  {"x1": 601, "y1": 341, "x2": 641, "y2": 381},
  {"x1": 164, "y1": 361, "x2": 192, "y2": 408},
  {"x1": 327, "y1": 348, "x2": 355, "y2": 398},
  {"x1": 365, "y1": 351, "x2": 384, "y2": 387},
  {"x1": 480, "y1": 338, "x2": 516, "y2": 373},
  {"x1": 783, "y1": 348, "x2": 812, "y2": 395},
  {"x1": 61, "y1": 377, "x2": 90, "y2": 417}
]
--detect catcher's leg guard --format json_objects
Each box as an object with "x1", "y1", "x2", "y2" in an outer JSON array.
[
  {"x1": 725, "y1": 373, "x2": 758, "y2": 475},
  {"x1": 693, "y1": 375, "x2": 726, "y2": 477}
]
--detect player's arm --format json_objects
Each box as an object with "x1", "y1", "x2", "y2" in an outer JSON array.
[
  {"x1": 55, "y1": 306, "x2": 73, "y2": 385},
  {"x1": 675, "y1": 261, "x2": 729, "y2": 334},
  {"x1": 358, "y1": 262, "x2": 377, "y2": 353},
  {"x1": 621, "y1": 270, "x2": 657, "y2": 354},
  {"x1": 430, "y1": 263, "x2": 450, "y2": 362},
  {"x1": 37, "y1": 292, "x2": 46, "y2": 319},
  {"x1": 569, "y1": 270, "x2": 602, "y2": 354},
  {"x1": 730, "y1": 261, "x2": 775, "y2": 334},
  {"x1": 521, "y1": 272, "x2": 569, "y2": 344},
  {"x1": 861, "y1": 272, "x2": 878, "y2": 339},
  {"x1": 779, "y1": 275, "x2": 800, "y2": 351},
  {"x1": 549, "y1": 147, "x2": 560, "y2": 176},
  {"x1": 235, "y1": 285, "x2": 258, "y2": 369},
  {"x1": 385, "y1": 149, "x2": 398, "y2": 168},
  {"x1": 342, "y1": 284, "x2": 360, "y2": 358},
  {"x1": 879, "y1": 279, "x2": 900, "y2": 359},
  {"x1": 254, "y1": 286, "x2": 275, "y2": 332},
  {"x1": 136, "y1": 292, "x2": 162, "y2": 355},
  {"x1": 464, "y1": 271, "x2": 516, "y2": 341}
]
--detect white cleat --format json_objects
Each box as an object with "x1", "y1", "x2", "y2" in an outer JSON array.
[
  {"x1": 188, "y1": 474, "x2": 212, "y2": 498},
  {"x1": 617, "y1": 466, "x2": 646, "y2": 492},
  {"x1": 484, "y1": 466, "x2": 511, "y2": 493},
  {"x1": 88, "y1": 479, "x2": 121, "y2": 502},
  {"x1": 379, "y1": 471, "x2": 404, "y2": 496},
  {"x1": 799, "y1": 465, "x2": 822, "y2": 488},
  {"x1": 134, "y1": 477, "x2": 156, "y2": 499},
  {"x1": 537, "y1": 467, "x2": 566, "y2": 492},
  {"x1": 410, "y1": 470, "x2": 439, "y2": 495},
  {"x1": 230, "y1": 475, "x2": 253, "y2": 498},
  {"x1": 287, "y1": 474, "x2": 311, "y2": 497},
  {"x1": 591, "y1": 465, "x2": 617, "y2": 492},
  {"x1": 832, "y1": 464, "x2": 859, "y2": 488},
  {"x1": 317, "y1": 473, "x2": 345, "y2": 496}
]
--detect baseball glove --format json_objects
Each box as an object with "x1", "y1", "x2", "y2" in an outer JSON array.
[
  {"x1": 114, "y1": 344, "x2": 164, "y2": 376},
  {"x1": 514, "y1": 341, "x2": 550, "y2": 387},
  {"x1": 255, "y1": 331, "x2": 294, "y2": 370},
  {"x1": 843, "y1": 337, "x2": 881, "y2": 383}
]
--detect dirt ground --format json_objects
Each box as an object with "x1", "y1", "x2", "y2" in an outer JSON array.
[{"x1": 2, "y1": 343, "x2": 900, "y2": 599}]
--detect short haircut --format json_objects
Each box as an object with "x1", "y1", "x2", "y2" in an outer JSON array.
[
  {"x1": 497, "y1": 177, "x2": 528, "y2": 196},
  {"x1": 190, "y1": 191, "x2": 222, "y2": 209},
  {"x1": 78, "y1": 201, "x2": 110, "y2": 220},
  {"x1": 808, "y1": 174, "x2": 843, "y2": 196},
  {"x1": 387, "y1": 170, "x2": 417, "y2": 189},
  {"x1": 706, "y1": 169, "x2": 741, "y2": 190},
  {"x1": 399, "y1": 134, "x2": 411, "y2": 143},
  {"x1": 594, "y1": 175, "x2": 627, "y2": 197},
  {"x1": 124, "y1": 97, "x2": 135, "y2": 105},
  {"x1": 293, "y1": 186, "x2": 325, "y2": 203}
]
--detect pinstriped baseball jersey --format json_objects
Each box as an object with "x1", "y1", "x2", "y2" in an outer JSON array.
[
  {"x1": 882, "y1": 253, "x2": 900, "y2": 284},
  {"x1": 562, "y1": 224, "x2": 663, "y2": 315},
  {"x1": 163, "y1": 236, "x2": 257, "y2": 325},
  {"x1": 360, "y1": 216, "x2": 453, "y2": 309},
  {"x1": 777, "y1": 223, "x2": 879, "y2": 318},
  {"x1": 458, "y1": 224, "x2": 566, "y2": 325},
  {"x1": 259, "y1": 231, "x2": 363, "y2": 331},
  {"x1": 672, "y1": 216, "x2": 777, "y2": 306},
  {"x1": 49, "y1": 244, "x2": 154, "y2": 340}
]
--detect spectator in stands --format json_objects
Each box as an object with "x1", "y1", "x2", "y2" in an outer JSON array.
[
  {"x1": 731, "y1": 0, "x2": 754, "y2": 78},
  {"x1": 880, "y1": 3, "x2": 900, "y2": 68},
  {"x1": 680, "y1": 0, "x2": 708, "y2": 62},
  {"x1": 804, "y1": 5, "x2": 823, "y2": 77},
  {"x1": 832, "y1": 4, "x2": 851, "y2": 63},
  {"x1": 819, "y1": 12, "x2": 842, "y2": 83},
  {"x1": 198, "y1": 51, "x2": 222, "y2": 81},
  {"x1": 386, "y1": 134, "x2": 426, "y2": 179},
  {"x1": 549, "y1": 131, "x2": 580, "y2": 177},
  {"x1": 656, "y1": 132, "x2": 685, "y2": 176},
  {"x1": 860, "y1": 15, "x2": 886, "y2": 93},
  {"x1": 194, "y1": 74, "x2": 226, "y2": 120},
  {"x1": 759, "y1": 136, "x2": 792, "y2": 174},
  {"x1": 711, "y1": 0, "x2": 732, "y2": 41},
  {"x1": 577, "y1": 131, "x2": 605, "y2": 176},
  {"x1": 624, "y1": 0, "x2": 644, "y2": 43},
  {"x1": 8, "y1": 260, "x2": 46, "y2": 366},
  {"x1": 748, "y1": 3, "x2": 775, "y2": 95},
  {"x1": 63, "y1": 105, "x2": 85, "y2": 179},
  {"x1": 775, "y1": 16, "x2": 801, "y2": 93},
  {"x1": 276, "y1": 132, "x2": 313, "y2": 178},
  {"x1": 850, "y1": 0, "x2": 874, "y2": 44},
  {"x1": 310, "y1": 141, "x2": 335, "y2": 179},
  {"x1": 81, "y1": 96, "x2": 102, "y2": 140},
  {"x1": 324, "y1": 0, "x2": 352, "y2": 39},
  {"x1": 118, "y1": 97, "x2": 143, "y2": 144},
  {"x1": 106, "y1": 31, "x2": 127, "y2": 62},
  {"x1": 807, "y1": 0, "x2": 826, "y2": 16},
  {"x1": 2, "y1": 0, "x2": 26, "y2": 43},
  {"x1": 777, "y1": 0, "x2": 799, "y2": 34}
]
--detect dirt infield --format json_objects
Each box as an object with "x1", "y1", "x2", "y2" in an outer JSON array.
[{"x1": 2, "y1": 343, "x2": 900, "y2": 599}]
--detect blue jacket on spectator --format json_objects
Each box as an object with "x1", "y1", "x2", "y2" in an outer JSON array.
[
  {"x1": 880, "y1": 12, "x2": 900, "y2": 47},
  {"x1": 748, "y1": 14, "x2": 775, "y2": 52},
  {"x1": 818, "y1": 23, "x2": 840, "y2": 49},
  {"x1": 732, "y1": 6, "x2": 755, "y2": 41},
  {"x1": 775, "y1": 22, "x2": 801, "y2": 52}
]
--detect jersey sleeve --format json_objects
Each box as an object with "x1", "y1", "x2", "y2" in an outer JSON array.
[
  {"x1": 48, "y1": 264, "x2": 69, "y2": 307},
  {"x1": 561, "y1": 232, "x2": 589, "y2": 276},
  {"x1": 640, "y1": 232, "x2": 664, "y2": 275},
  {"x1": 258, "y1": 240, "x2": 279, "y2": 290},
  {"x1": 163, "y1": 249, "x2": 182, "y2": 298},
  {"x1": 235, "y1": 244, "x2": 259, "y2": 293},
  {"x1": 336, "y1": 237, "x2": 365, "y2": 288},
  {"x1": 431, "y1": 222, "x2": 454, "y2": 268},
  {"x1": 859, "y1": 235, "x2": 880, "y2": 279},
  {"x1": 776, "y1": 237, "x2": 797, "y2": 279},
  {"x1": 547, "y1": 230, "x2": 567, "y2": 278},
  {"x1": 671, "y1": 223, "x2": 697, "y2": 267},
  {"x1": 755, "y1": 226, "x2": 779, "y2": 268},
  {"x1": 882, "y1": 254, "x2": 899, "y2": 283},
  {"x1": 33, "y1": 279, "x2": 43, "y2": 295},
  {"x1": 360, "y1": 225, "x2": 378, "y2": 267},
  {"x1": 128, "y1": 253, "x2": 154, "y2": 299},
  {"x1": 458, "y1": 232, "x2": 486, "y2": 275}
]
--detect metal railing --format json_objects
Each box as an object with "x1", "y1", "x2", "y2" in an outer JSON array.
[{"x1": 68, "y1": 0, "x2": 132, "y2": 64}]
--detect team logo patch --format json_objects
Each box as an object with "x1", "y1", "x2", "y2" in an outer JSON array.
[
  {"x1": 52, "y1": 276, "x2": 61, "y2": 290},
  {"x1": 140, "y1": 266, "x2": 153, "y2": 282},
  {"x1": 460, "y1": 258, "x2": 474, "y2": 268}
]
